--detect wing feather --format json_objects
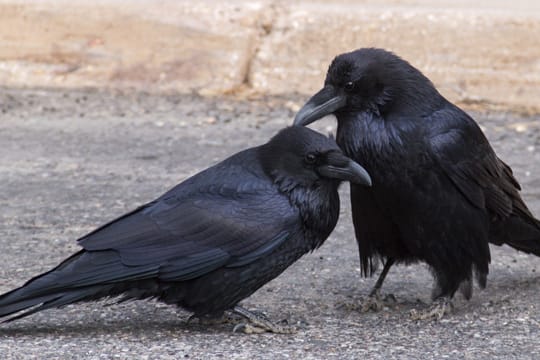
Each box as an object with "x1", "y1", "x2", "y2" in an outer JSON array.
[
  {"x1": 429, "y1": 108, "x2": 526, "y2": 220},
  {"x1": 77, "y1": 181, "x2": 299, "y2": 282}
]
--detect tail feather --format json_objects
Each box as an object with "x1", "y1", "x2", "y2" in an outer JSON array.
[
  {"x1": 490, "y1": 215, "x2": 540, "y2": 256},
  {"x1": 3, "y1": 285, "x2": 114, "y2": 322},
  {"x1": 506, "y1": 237, "x2": 540, "y2": 256},
  {"x1": 0, "y1": 249, "x2": 160, "y2": 321},
  {"x1": 0, "y1": 293, "x2": 64, "y2": 319}
]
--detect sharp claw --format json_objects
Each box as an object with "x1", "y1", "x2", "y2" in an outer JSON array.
[
  {"x1": 233, "y1": 321, "x2": 297, "y2": 334},
  {"x1": 360, "y1": 296, "x2": 383, "y2": 312},
  {"x1": 336, "y1": 292, "x2": 397, "y2": 313},
  {"x1": 232, "y1": 323, "x2": 244, "y2": 333},
  {"x1": 361, "y1": 291, "x2": 396, "y2": 312},
  {"x1": 233, "y1": 322, "x2": 271, "y2": 334},
  {"x1": 233, "y1": 323, "x2": 251, "y2": 333},
  {"x1": 232, "y1": 305, "x2": 299, "y2": 334},
  {"x1": 409, "y1": 297, "x2": 453, "y2": 320}
]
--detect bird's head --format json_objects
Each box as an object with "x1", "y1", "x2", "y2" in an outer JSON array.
[
  {"x1": 259, "y1": 126, "x2": 371, "y2": 190},
  {"x1": 294, "y1": 48, "x2": 439, "y2": 126}
]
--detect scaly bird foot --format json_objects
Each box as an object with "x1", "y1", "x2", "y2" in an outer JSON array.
[
  {"x1": 232, "y1": 305, "x2": 299, "y2": 334},
  {"x1": 337, "y1": 290, "x2": 397, "y2": 312},
  {"x1": 360, "y1": 290, "x2": 397, "y2": 312},
  {"x1": 409, "y1": 297, "x2": 453, "y2": 320}
]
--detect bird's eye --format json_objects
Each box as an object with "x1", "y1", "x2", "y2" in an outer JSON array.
[
  {"x1": 305, "y1": 153, "x2": 317, "y2": 164},
  {"x1": 344, "y1": 81, "x2": 355, "y2": 92}
]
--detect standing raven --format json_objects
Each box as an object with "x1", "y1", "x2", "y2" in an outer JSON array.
[
  {"x1": 0, "y1": 126, "x2": 371, "y2": 333},
  {"x1": 294, "y1": 48, "x2": 540, "y2": 319}
]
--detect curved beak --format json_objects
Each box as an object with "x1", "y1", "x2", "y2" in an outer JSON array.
[
  {"x1": 317, "y1": 152, "x2": 372, "y2": 187},
  {"x1": 294, "y1": 86, "x2": 346, "y2": 127}
]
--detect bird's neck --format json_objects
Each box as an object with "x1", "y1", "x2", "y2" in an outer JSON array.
[
  {"x1": 284, "y1": 183, "x2": 340, "y2": 249},
  {"x1": 336, "y1": 111, "x2": 403, "y2": 160}
]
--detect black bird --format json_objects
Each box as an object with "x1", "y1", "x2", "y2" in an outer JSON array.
[
  {"x1": 0, "y1": 126, "x2": 371, "y2": 333},
  {"x1": 294, "y1": 48, "x2": 540, "y2": 319}
]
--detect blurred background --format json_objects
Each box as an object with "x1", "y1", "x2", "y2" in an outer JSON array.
[{"x1": 1, "y1": 0, "x2": 539, "y2": 113}]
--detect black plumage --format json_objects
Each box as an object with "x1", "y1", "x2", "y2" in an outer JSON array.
[
  {"x1": 294, "y1": 48, "x2": 540, "y2": 319},
  {"x1": 0, "y1": 126, "x2": 371, "y2": 332}
]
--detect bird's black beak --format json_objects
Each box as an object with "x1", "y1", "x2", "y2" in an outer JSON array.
[
  {"x1": 317, "y1": 151, "x2": 371, "y2": 186},
  {"x1": 294, "y1": 86, "x2": 346, "y2": 126}
]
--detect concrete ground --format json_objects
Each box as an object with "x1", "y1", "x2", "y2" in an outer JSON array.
[{"x1": 0, "y1": 88, "x2": 539, "y2": 359}]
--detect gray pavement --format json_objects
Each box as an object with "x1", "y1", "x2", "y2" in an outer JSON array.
[{"x1": 0, "y1": 88, "x2": 539, "y2": 359}]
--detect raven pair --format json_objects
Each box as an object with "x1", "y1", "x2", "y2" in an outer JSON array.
[{"x1": 2, "y1": 48, "x2": 539, "y2": 331}]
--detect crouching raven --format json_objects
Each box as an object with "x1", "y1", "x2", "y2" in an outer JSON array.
[{"x1": 0, "y1": 126, "x2": 371, "y2": 333}]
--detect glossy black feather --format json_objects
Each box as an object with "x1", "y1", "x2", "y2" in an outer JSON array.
[
  {"x1": 0, "y1": 126, "x2": 360, "y2": 322},
  {"x1": 299, "y1": 48, "x2": 540, "y2": 300}
]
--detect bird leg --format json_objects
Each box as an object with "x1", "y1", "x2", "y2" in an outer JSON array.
[
  {"x1": 337, "y1": 259, "x2": 396, "y2": 312},
  {"x1": 409, "y1": 296, "x2": 453, "y2": 320},
  {"x1": 231, "y1": 305, "x2": 298, "y2": 334},
  {"x1": 359, "y1": 288, "x2": 397, "y2": 312},
  {"x1": 357, "y1": 258, "x2": 396, "y2": 312}
]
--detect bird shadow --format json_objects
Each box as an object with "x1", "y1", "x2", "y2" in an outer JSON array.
[
  {"x1": 0, "y1": 312, "x2": 236, "y2": 337},
  {"x1": 332, "y1": 272, "x2": 540, "y2": 319}
]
